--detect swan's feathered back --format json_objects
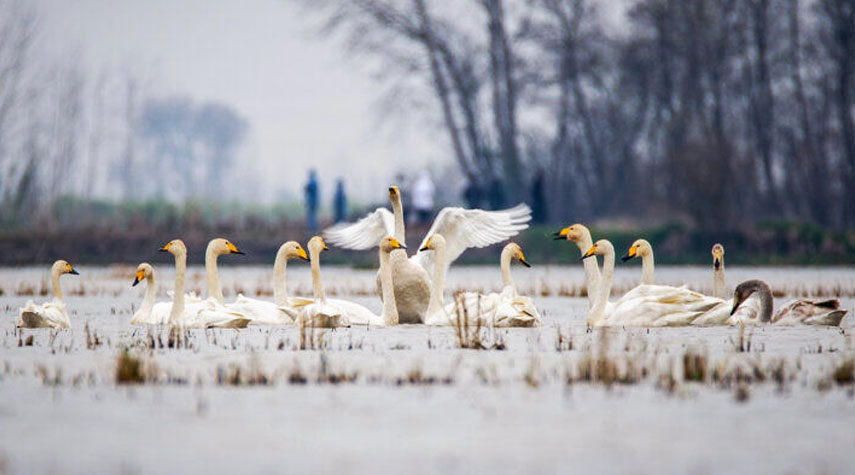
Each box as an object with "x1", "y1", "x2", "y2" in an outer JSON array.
[
  {"x1": 411, "y1": 204, "x2": 532, "y2": 272},
  {"x1": 323, "y1": 208, "x2": 395, "y2": 250}
]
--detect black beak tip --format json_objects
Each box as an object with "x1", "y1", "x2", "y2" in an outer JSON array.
[
  {"x1": 234, "y1": 250, "x2": 246, "y2": 255},
  {"x1": 419, "y1": 246, "x2": 429, "y2": 252},
  {"x1": 69, "y1": 269, "x2": 79, "y2": 275},
  {"x1": 158, "y1": 248, "x2": 168, "y2": 253},
  {"x1": 132, "y1": 279, "x2": 141, "y2": 287},
  {"x1": 552, "y1": 235, "x2": 566, "y2": 241},
  {"x1": 621, "y1": 255, "x2": 633, "y2": 262},
  {"x1": 579, "y1": 255, "x2": 591, "y2": 261},
  {"x1": 521, "y1": 260, "x2": 531, "y2": 268}
]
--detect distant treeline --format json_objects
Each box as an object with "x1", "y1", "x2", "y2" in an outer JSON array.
[
  {"x1": 4, "y1": 198, "x2": 854, "y2": 266},
  {"x1": 303, "y1": 0, "x2": 855, "y2": 229}
]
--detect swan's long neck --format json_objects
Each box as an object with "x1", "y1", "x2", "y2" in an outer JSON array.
[
  {"x1": 206, "y1": 247, "x2": 224, "y2": 304},
  {"x1": 589, "y1": 248, "x2": 614, "y2": 326},
  {"x1": 641, "y1": 251, "x2": 655, "y2": 285},
  {"x1": 140, "y1": 273, "x2": 157, "y2": 316},
  {"x1": 751, "y1": 281, "x2": 774, "y2": 323},
  {"x1": 169, "y1": 252, "x2": 187, "y2": 324},
  {"x1": 310, "y1": 247, "x2": 326, "y2": 303},
  {"x1": 713, "y1": 260, "x2": 725, "y2": 299},
  {"x1": 273, "y1": 249, "x2": 289, "y2": 306},
  {"x1": 379, "y1": 249, "x2": 399, "y2": 325},
  {"x1": 426, "y1": 241, "x2": 448, "y2": 316},
  {"x1": 391, "y1": 194, "x2": 405, "y2": 244},
  {"x1": 500, "y1": 246, "x2": 515, "y2": 290},
  {"x1": 575, "y1": 233, "x2": 600, "y2": 308},
  {"x1": 51, "y1": 266, "x2": 64, "y2": 302}
]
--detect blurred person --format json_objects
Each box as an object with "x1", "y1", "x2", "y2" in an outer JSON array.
[
  {"x1": 333, "y1": 178, "x2": 347, "y2": 223},
  {"x1": 487, "y1": 178, "x2": 505, "y2": 210},
  {"x1": 463, "y1": 180, "x2": 483, "y2": 209},
  {"x1": 304, "y1": 169, "x2": 319, "y2": 233},
  {"x1": 412, "y1": 171, "x2": 435, "y2": 224},
  {"x1": 531, "y1": 169, "x2": 547, "y2": 223}
]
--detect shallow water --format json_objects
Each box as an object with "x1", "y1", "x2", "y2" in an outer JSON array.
[{"x1": 1, "y1": 265, "x2": 854, "y2": 474}]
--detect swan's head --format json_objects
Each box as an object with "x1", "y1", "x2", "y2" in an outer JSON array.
[
  {"x1": 133, "y1": 263, "x2": 153, "y2": 286},
  {"x1": 504, "y1": 242, "x2": 531, "y2": 267},
  {"x1": 711, "y1": 243, "x2": 725, "y2": 270},
  {"x1": 581, "y1": 239, "x2": 613, "y2": 260},
  {"x1": 732, "y1": 280, "x2": 766, "y2": 315},
  {"x1": 419, "y1": 234, "x2": 445, "y2": 252},
  {"x1": 553, "y1": 224, "x2": 590, "y2": 243},
  {"x1": 388, "y1": 186, "x2": 400, "y2": 200},
  {"x1": 208, "y1": 238, "x2": 245, "y2": 257},
  {"x1": 52, "y1": 260, "x2": 79, "y2": 276},
  {"x1": 622, "y1": 239, "x2": 652, "y2": 262},
  {"x1": 279, "y1": 241, "x2": 309, "y2": 261},
  {"x1": 159, "y1": 239, "x2": 186, "y2": 257},
  {"x1": 380, "y1": 236, "x2": 406, "y2": 253},
  {"x1": 308, "y1": 236, "x2": 329, "y2": 255}
]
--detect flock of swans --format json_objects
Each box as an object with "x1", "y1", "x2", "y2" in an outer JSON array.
[{"x1": 14, "y1": 187, "x2": 848, "y2": 330}]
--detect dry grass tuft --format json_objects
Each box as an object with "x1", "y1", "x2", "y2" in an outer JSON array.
[{"x1": 116, "y1": 350, "x2": 144, "y2": 384}]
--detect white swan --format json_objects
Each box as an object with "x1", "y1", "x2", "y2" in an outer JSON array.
[
  {"x1": 553, "y1": 224, "x2": 601, "y2": 309},
  {"x1": 617, "y1": 239, "x2": 733, "y2": 323},
  {"x1": 731, "y1": 279, "x2": 847, "y2": 326},
  {"x1": 159, "y1": 239, "x2": 250, "y2": 328},
  {"x1": 295, "y1": 236, "x2": 401, "y2": 328},
  {"x1": 16, "y1": 260, "x2": 79, "y2": 329},
  {"x1": 226, "y1": 241, "x2": 311, "y2": 325},
  {"x1": 583, "y1": 240, "x2": 722, "y2": 327},
  {"x1": 202, "y1": 237, "x2": 245, "y2": 305},
  {"x1": 129, "y1": 263, "x2": 171, "y2": 325},
  {"x1": 430, "y1": 240, "x2": 540, "y2": 327},
  {"x1": 324, "y1": 186, "x2": 531, "y2": 323}
]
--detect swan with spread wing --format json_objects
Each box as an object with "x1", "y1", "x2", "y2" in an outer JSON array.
[{"x1": 324, "y1": 186, "x2": 531, "y2": 323}]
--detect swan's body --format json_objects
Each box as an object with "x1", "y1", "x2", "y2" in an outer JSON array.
[
  {"x1": 159, "y1": 239, "x2": 250, "y2": 329},
  {"x1": 604, "y1": 239, "x2": 723, "y2": 326},
  {"x1": 226, "y1": 241, "x2": 311, "y2": 325},
  {"x1": 447, "y1": 242, "x2": 541, "y2": 327},
  {"x1": 583, "y1": 241, "x2": 723, "y2": 327},
  {"x1": 693, "y1": 244, "x2": 845, "y2": 326},
  {"x1": 730, "y1": 279, "x2": 847, "y2": 326},
  {"x1": 296, "y1": 236, "x2": 401, "y2": 327},
  {"x1": 324, "y1": 186, "x2": 531, "y2": 323},
  {"x1": 17, "y1": 260, "x2": 78, "y2": 329}
]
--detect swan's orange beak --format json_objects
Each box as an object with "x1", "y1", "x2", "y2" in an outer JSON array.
[
  {"x1": 518, "y1": 250, "x2": 531, "y2": 267},
  {"x1": 622, "y1": 245, "x2": 638, "y2": 262},
  {"x1": 297, "y1": 247, "x2": 308, "y2": 260},
  {"x1": 132, "y1": 269, "x2": 144, "y2": 286},
  {"x1": 419, "y1": 237, "x2": 431, "y2": 252},
  {"x1": 553, "y1": 227, "x2": 570, "y2": 240},
  {"x1": 159, "y1": 242, "x2": 171, "y2": 252},
  {"x1": 226, "y1": 241, "x2": 245, "y2": 255},
  {"x1": 581, "y1": 245, "x2": 597, "y2": 260}
]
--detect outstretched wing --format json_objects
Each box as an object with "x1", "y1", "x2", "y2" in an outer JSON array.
[
  {"x1": 323, "y1": 208, "x2": 395, "y2": 250},
  {"x1": 413, "y1": 204, "x2": 531, "y2": 272}
]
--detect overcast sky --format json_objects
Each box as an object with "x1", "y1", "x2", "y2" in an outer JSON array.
[
  {"x1": 32, "y1": 0, "x2": 446, "y2": 204},
  {"x1": 31, "y1": 0, "x2": 629, "y2": 205}
]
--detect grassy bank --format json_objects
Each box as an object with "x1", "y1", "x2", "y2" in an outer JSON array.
[{"x1": 3, "y1": 220, "x2": 855, "y2": 267}]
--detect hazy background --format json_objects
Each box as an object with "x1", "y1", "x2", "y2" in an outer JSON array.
[{"x1": 1, "y1": 0, "x2": 854, "y2": 264}]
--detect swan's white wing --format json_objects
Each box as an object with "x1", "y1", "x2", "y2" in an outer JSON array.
[
  {"x1": 412, "y1": 204, "x2": 532, "y2": 271},
  {"x1": 323, "y1": 208, "x2": 395, "y2": 250},
  {"x1": 17, "y1": 300, "x2": 70, "y2": 329}
]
